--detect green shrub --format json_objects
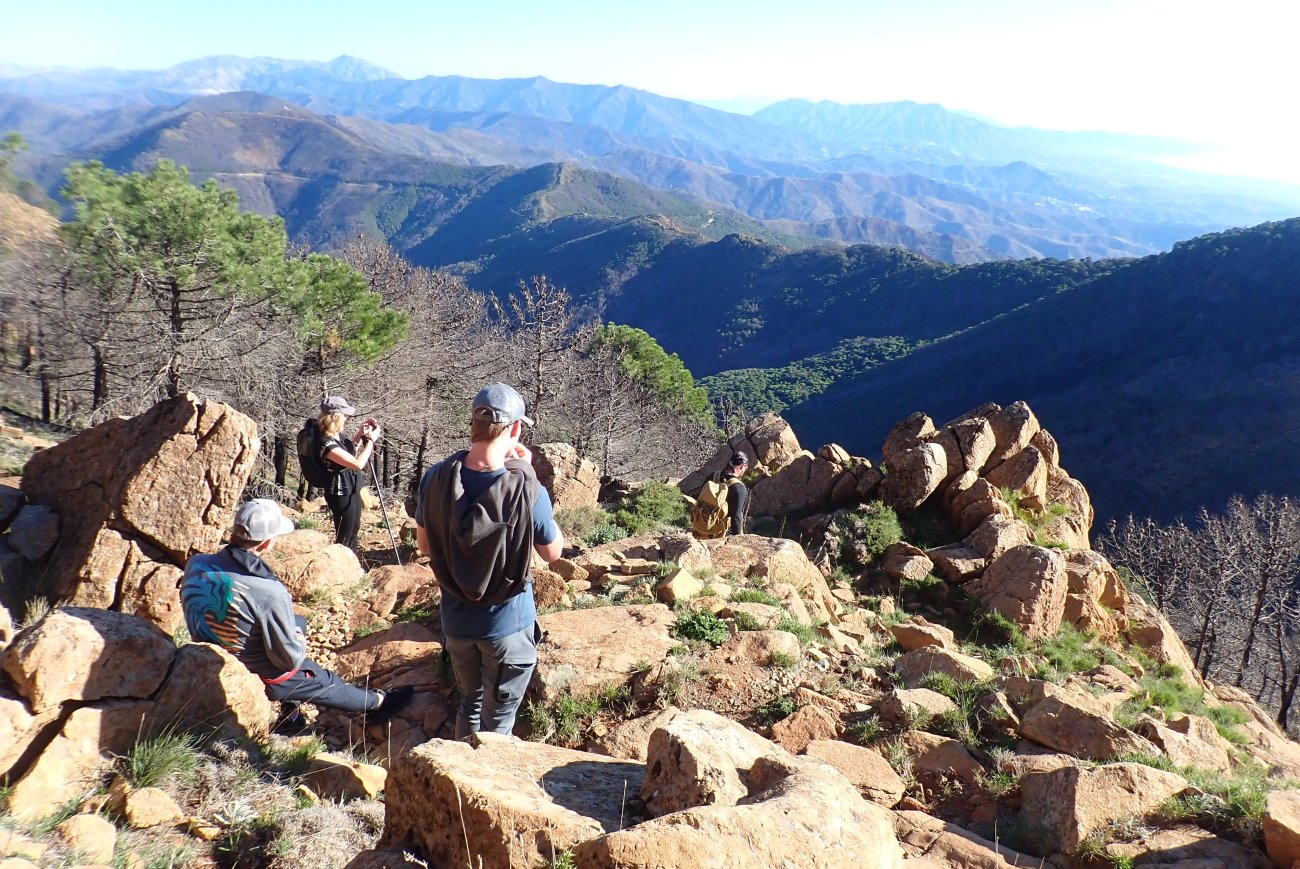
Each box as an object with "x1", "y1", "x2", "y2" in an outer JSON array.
[
  {"x1": 732, "y1": 611, "x2": 761, "y2": 631},
  {"x1": 293, "y1": 514, "x2": 319, "y2": 530},
  {"x1": 847, "y1": 715, "x2": 882, "y2": 745},
  {"x1": 674, "y1": 606, "x2": 729, "y2": 647},
  {"x1": 828, "y1": 502, "x2": 902, "y2": 569},
  {"x1": 614, "y1": 481, "x2": 688, "y2": 533},
  {"x1": 584, "y1": 523, "x2": 628, "y2": 546},
  {"x1": 555, "y1": 505, "x2": 614, "y2": 541},
  {"x1": 264, "y1": 735, "x2": 325, "y2": 776}
]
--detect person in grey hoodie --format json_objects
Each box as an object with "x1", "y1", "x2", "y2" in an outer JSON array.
[{"x1": 181, "y1": 499, "x2": 413, "y2": 722}]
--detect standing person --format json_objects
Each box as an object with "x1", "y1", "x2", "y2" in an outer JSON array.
[
  {"x1": 415, "y1": 382, "x2": 564, "y2": 738},
  {"x1": 689, "y1": 451, "x2": 750, "y2": 539},
  {"x1": 314, "y1": 396, "x2": 380, "y2": 552},
  {"x1": 180, "y1": 499, "x2": 414, "y2": 725}
]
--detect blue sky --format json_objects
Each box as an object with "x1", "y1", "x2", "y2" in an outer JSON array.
[{"x1": 6, "y1": 0, "x2": 1298, "y2": 182}]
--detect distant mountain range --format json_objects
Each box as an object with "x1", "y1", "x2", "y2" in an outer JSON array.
[
  {"x1": 5, "y1": 55, "x2": 1300, "y2": 263},
  {"x1": 2, "y1": 56, "x2": 1299, "y2": 523}
]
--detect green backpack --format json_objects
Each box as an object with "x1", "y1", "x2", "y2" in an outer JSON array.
[{"x1": 690, "y1": 476, "x2": 733, "y2": 539}]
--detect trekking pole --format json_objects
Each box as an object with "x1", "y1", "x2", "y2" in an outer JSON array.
[{"x1": 368, "y1": 462, "x2": 403, "y2": 566}]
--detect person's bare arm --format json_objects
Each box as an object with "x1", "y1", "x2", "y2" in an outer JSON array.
[
  {"x1": 416, "y1": 524, "x2": 430, "y2": 556},
  {"x1": 534, "y1": 530, "x2": 564, "y2": 564}
]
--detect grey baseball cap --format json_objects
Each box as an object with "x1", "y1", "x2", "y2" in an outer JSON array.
[
  {"x1": 472, "y1": 382, "x2": 534, "y2": 426},
  {"x1": 320, "y1": 396, "x2": 356, "y2": 416},
  {"x1": 232, "y1": 499, "x2": 295, "y2": 542}
]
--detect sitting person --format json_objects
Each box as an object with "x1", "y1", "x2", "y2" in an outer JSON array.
[{"x1": 180, "y1": 498, "x2": 413, "y2": 725}]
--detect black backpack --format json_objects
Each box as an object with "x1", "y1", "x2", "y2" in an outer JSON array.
[{"x1": 296, "y1": 419, "x2": 339, "y2": 488}]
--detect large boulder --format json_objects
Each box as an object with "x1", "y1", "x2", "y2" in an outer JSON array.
[
  {"x1": 7, "y1": 700, "x2": 154, "y2": 820},
  {"x1": 266, "y1": 542, "x2": 363, "y2": 601},
  {"x1": 966, "y1": 545, "x2": 1067, "y2": 641},
  {"x1": 19, "y1": 395, "x2": 258, "y2": 629},
  {"x1": 333, "y1": 622, "x2": 445, "y2": 692},
  {"x1": 802, "y1": 740, "x2": 906, "y2": 807},
  {"x1": 1019, "y1": 762, "x2": 1187, "y2": 853},
  {"x1": 576, "y1": 753, "x2": 903, "y2": 869},
  {"x1": 1264, "y1": 789, "x2": 1300, "y2": 869},
  {"x1": 707, "y1": 536, "x2": 838, "y2": 623},
  {"x1": 379, "y1": 732, "x2": 642, "y2": 868},
  {"x1": 151, "y1": 643, "x2": 274, "y2": 739},
  {"x1": 984, "y1": 447, "x2": 1048, "y2": 505},
  {"x1": 893, "y1": 810, "x2": 1041, "y2": 868},
  {"x1": 589, "y1": 706, "x2": 681, "y2": 762},
  {"x1": 1117, "y1": 596, "x2": 1202, "y2": 682},
  {"x1": 747, "y1": 452, "x2": 846, "y2": 518},
  {"x1": 535, "y1": 605, "x2": 678, "y2": 702},
  {"x1": 1019, "y1": 695, "x2": 1157, "y2": 760},
  {"x1": 983, "y1": 401, "x2": 1040, "y2": 472},
  {"x1": 1, "y1": 608, "x2": 174, "y2": 714},
  {"x1": 642, "y1": 709, "x2": 784, "y2": 816},
  {"x1": 895, "y1": 646, "x2": 993, "y2": 687},
  {"x1": 879, "y1": 442, "x2": 947, "y2": 514},
  {"x1": 533, "y1": 442, "x2": 601, "y2": 511},
  {"x1": 8, "y1": 505, "x2": 59, "y2": 561}
]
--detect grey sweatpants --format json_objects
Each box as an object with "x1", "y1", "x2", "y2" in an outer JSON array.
[
  {"x1": 445, "y1": 623, "x2": 539, "y2": 739},
  {"x1": 265, "y1": 658, "x2": 382, "y2": 714}
]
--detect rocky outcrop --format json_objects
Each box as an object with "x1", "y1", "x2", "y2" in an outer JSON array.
[
  {"x1": 679, "y1": 413, "x2": 804, "y2": 497},
  {"x1": 533, "y1": 442, "x2": 601, "y2": 511},
  {"x1": 802, "y1": 740, "x2": 906, "y2": 806},
  {"x1": 966, "y1": 545, "x2": 1067, "y2": 641},
  {"x1": 380, "y1": 732, "x2": 643, "y2": 868},
  {"x1": 151, "y1": 643, "x2": 274, "y2": 739},
  {"x1": 1019, "y1": 762, "x2": 1188, "y2": 853},
  {"x1": 18, "y1": 395, "x2": 258, "y2": 630},
  {"x1": 266, "y1": 540, "x2": 363, "y2": 601},
  {"x1": 1019, "y1": 695, "x2": 1157, "y2": 760}
]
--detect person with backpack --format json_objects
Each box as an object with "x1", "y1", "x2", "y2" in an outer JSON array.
[
  {"x1": 180, "y1": 498, "x2": 415, "y2": 729},
  {"x1": 690, "y1": 451, "x2": 750, "y2": 539},
  {"x1": 414, "y1": 382, "x2": 565, "y2": 738},
  {"x1": 299, "y1": 396, "x2": 379, "y2": 552}
]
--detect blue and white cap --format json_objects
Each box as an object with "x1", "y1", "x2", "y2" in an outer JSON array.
[{"x1": 472, "y1": 382, "x2": 534, "y2": 426}]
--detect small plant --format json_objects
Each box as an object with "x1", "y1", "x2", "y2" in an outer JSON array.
[
  {"x1": 674, "y1": 606, "x2": 729, "y2": 647},
  {"x1": 527, "y1": 684, "x2": 633, "y2": 746},
  {"x1": 393, "y1": 602, "x2": 437, "y2": 622},
  {"x1": 657, "y1": 660, "x2": 701, "y2": 705},
  {"x1": 20, "y1": 596, "x2": 51, "y2": 629},
  {"x1": 549, "y1": 851, "x2": 578, "y2": 869},
  {"x1": 847, "y1": 715, "x2": 883, "y2": 745},
  {"x1": 729, "y1": 588, "x2": 782, "y2": 606},
  {"x1": 757, "y1": 694, "x2": 798, "y2": 723},
  {"x1": 770, "y1": 650, "x2": 799, "y2": 669},
  {"x1": 653, "y1": 560, "x2": 681, "y2": 578},
  {"x1": 629, "y1": 659, "x2": 653, "y2": 675},
  {"x1": 120, "y1": 729, "x2": 202, "y2": 789},
  {"x1": 773, "y1": 615, "x2": 814, "y2": 645},
  {"x1": 352, "y1": 621, "x2": 388, "y2": 639},
  {"x1": 732, "y1": 611, "x2": 761, "y2": 632},
  {"x1": 293, "y1": 514, "x2": 319, "y2": 530},
  {"x1": 555, "y1": 505, "x2": 615, "y2": 542},
  {"x1": 264, "y1": 735, "x2": 326, "y2": 777},
  {"x1": 172, "y1": 623, "x2": 191, "y2": 647}
]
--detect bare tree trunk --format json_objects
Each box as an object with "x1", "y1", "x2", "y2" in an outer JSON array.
[
  {"x1": 92, "y1": 344, "x2": 108, "y2": 410},
  {"x1": 273, "y1": 434, "x2": 289, "y2": 487}
]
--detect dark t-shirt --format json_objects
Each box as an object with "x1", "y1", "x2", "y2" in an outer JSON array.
[
  {"x1": 723, "y1": 472, "x2": 748, "y2": 535},
  {"x1": 321, "y1": 434, "x2": 362, "y2": 497}
]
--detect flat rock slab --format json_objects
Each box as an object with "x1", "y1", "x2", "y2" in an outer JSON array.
[
  {"x1": 536, "y1": 605, "x2": 677, "y2": 702},
  {"x1": 380, "y1": 732, "x2": 643, "y2": 868}
]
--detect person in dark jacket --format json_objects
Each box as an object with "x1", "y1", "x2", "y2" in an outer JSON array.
[
  {"x1": 181, "y1": 499, "x2": 413, "y2": 723},
  {"x1": 415, "y1": 383, "x2": 565, "y2": 738},
  {"x1": 720, "y1": 451, "x2": 750, "y2": 536},
  {"x1": 315, "y1": 396, "x2": 380, "y2": 552}
]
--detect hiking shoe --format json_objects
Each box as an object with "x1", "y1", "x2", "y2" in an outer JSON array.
[{"x1": 369, "y1": 685, "x2": 415, "y2": 724}]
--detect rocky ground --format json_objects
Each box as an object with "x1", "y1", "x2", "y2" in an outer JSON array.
[{"x1": 4, "y1": 395, "x2": 1300, "y2": 868}]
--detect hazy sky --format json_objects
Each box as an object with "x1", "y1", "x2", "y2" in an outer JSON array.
[{"x1": 6, "y1": 0, "x2": 1297, "y2": 182}]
